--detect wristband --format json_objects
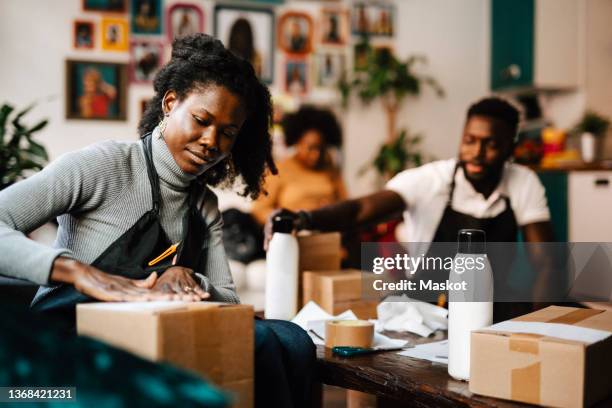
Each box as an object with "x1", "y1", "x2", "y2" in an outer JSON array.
[{"x1": 296, "y1": 210, "x2": 313, "y2": 231}]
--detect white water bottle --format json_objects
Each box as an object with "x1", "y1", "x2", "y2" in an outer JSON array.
[
  {"x1": 448, "y1": 229, "x2": 493, "y2": 381},
  {"x1": 265, "y1": 214, "x2": 299, "y2": 320}
]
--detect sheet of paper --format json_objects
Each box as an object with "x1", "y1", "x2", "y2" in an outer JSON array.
[
  {"x1": 398, "y1": 340, "x2": 448, "y2": 365},
  {"x1": 292, "y1": 301, "x2": 408, "y2": 348}
]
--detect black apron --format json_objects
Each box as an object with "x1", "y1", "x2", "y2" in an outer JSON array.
[
  {"x1": 431, "y1": 164, "x2": 517, "y2": 243},
  {"x1": 31, "y1": 134, "x2": 208, "y2": 326},
  {"x1": 425, "y1": 164, "x2": 526, "y2": 321}
]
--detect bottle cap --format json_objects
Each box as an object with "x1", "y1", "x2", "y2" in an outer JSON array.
[
  {"x1": 457, "y1": 229, "x2": 486, "y2": 254},
  {"x1": 272, "y1": 214, "x2": 294, "y2": 234}
]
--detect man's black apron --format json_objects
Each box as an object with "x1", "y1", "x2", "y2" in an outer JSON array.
[
  {"x1": 424, "y1": 164, "x2": 527, "y2": 321},
  {"x1": 31, "y1": 134, "x2": 207, "y2": 327}
]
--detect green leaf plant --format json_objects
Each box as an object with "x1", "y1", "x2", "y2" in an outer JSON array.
[
  {"x1": 0, "y1": 103, "x2": 49, "y2": 190},
  {"x1": 339, "y1": 37, "x2": 444, "y2": 178}
]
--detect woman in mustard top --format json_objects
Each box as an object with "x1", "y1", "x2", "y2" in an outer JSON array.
[{"x1": 252, "y1": 106, "x2": 347, "y2": 225}]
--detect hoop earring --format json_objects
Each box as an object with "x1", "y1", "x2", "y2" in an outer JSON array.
[
  {"x1": 158, "y1": 114, "x2": 169, "y2": 136},
  {"x1": 225, "y1": 154, "x2": 234, "y2": 172}
]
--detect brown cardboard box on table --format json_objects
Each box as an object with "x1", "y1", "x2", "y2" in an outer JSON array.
[
  {"x1": 77, "y1": 302, "x2": 254, "y2": 408},
  {"x1": 302, "y1": 270, "x2": 379, "y2": 319},
  {"x1": 296, "y1": 232, "x2": 342, "y2": 306},
  {"x1": 469, "y1": 305, "x2": 612, "y2": 408}
]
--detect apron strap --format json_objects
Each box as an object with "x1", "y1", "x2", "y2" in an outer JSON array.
[
  {"x1": 141, "y1": 133, "x2": 161, "y2": 214},
  {"x1": 447, "y1": 163, "x2": 460, "y2": 206}
]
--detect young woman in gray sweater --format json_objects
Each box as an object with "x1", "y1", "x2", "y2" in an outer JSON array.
[{"x1": 0, "y1": 34, "x2": 315, "y2": 408}]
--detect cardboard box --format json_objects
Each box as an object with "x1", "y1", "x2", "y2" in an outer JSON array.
[
  {"x1": 302, "y1": 270, "x2": 378, "y2": 319},
  {"x1": 470, "y1": 306, "x2": 612, "y2": 408},
  {"x1": 77, "y1": 302, "x2": 254, "y2": 408},
  {"x1": 297, "y1": 232, "x2": 342, "y2": 307},
  {"x1": 297, "y1": 232, "x2": 342, "y2": 273}
]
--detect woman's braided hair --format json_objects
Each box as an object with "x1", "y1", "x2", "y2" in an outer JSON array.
[{"x1": 138, "y1": 34, "x2": 276, "y2": 199}]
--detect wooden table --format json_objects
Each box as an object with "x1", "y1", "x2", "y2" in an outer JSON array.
[{"x1": 314, "y1": 330, "x2": 612, "y2": 408}]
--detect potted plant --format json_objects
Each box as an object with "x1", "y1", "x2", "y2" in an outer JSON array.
[
  {"x1": 339, "y1": 37, "x2": 444, "y2": 178},
  {"x1": 0, "y1": 103, "x2": 49, "y2": 190},
  {"x1": 572, "y1": 110, "x2": 610, "y2": 163}
]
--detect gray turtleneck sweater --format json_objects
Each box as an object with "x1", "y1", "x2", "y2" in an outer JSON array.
[{"x1": 0, "y1": 128, "x2": 238, "y2": 304}]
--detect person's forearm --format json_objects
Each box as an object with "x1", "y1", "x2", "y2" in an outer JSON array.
[
  {"x1": 303, "y1": 190, "x2": 406, "y2": 232},
  {"x1": 305, "y1": 199, "x2": 365, "y2": 232},
  {"x1": 0, "y1": 220, "x2": 72, "y2": 285},
  {"x1": 195, "y1": 273, "x2": 239, "y2": 304}
]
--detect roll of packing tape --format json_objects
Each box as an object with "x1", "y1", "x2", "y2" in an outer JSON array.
[{"x1": 325, "y1": 320, "x2": 374, "y2": 348}]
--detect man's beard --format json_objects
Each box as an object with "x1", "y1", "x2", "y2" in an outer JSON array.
[{"x1": 460, "y1": 160, "x2": 505, "y2": 187}]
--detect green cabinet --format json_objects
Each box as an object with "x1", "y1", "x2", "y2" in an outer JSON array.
[
  {"x1": 491, "y1": 0, "x2": 534, "y2": 90},
  {"x1": 491, "y1": 0, "x2": 579, "y2": 92},
  {"x1": 537, "y1": 171, "x2": 567, "y2": 242}
]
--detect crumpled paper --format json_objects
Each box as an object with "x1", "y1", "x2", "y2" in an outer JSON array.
[{"x1": 375, "y1": 295, "x2": 448, "y2": 337}]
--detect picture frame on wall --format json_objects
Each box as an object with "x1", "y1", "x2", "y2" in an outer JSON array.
[
  {"x1": 101, "y1": 17, "x2": 129, "y2": 51},
  {"x1": 74, "y1": 21, "x2": 95, "y2": 49},
  {"x1": 353, "y1": 41, "x2": 369, "y2": 71},
  {"x1": 278, "y1": 12, "x2": 313, "y2": 55},
  {"x1": 319, "y1": 8, "x2": 349, "y2": 46},
  {"x1": 214, "y1": 5, "x2": 275, "y2": 83},
  {"x1": 351, "y1": 2, "x2": 394, "y2": 38},
  {"x1": 83, "y1": 0, "x2": 126, "y2": 13},
  {"x1": 65, "y1": 60, "x2": 127, "y2": 121},
  {"x1": 314, "y1": 52, "x2": 345, "y2": 88},
  {"x1": 130, "y1": 40, "x2": 163, "y2": 83},
  {"x1": 285, "y1": 58, "x2": 308, "y2": 95},
  {"x1": 167, "y1": 3, "x2": 204, "y2": 42},
  {"x1": 130, "y1": 0, "x2": 163, "y2": 35}
]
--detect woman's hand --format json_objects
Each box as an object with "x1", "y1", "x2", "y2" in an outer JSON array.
[
  {"x1": 51, "y1": 257, "x2": 174, "y2": 302},
  {"x1": 153, "y1": 266, "x2": 210, "y2": 301}
]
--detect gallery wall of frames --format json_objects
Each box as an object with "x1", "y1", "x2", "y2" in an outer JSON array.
[{"x1": 68, "y1": 0, "x2": 396, "y2": 123}]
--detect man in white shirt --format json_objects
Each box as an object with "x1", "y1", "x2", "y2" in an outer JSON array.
[
  {"x1": 268, "y1": 97, "x2": 555, "y2": 317},
  {"x1": 283, "y1": 97, "x2": 553, "y2": 244}
]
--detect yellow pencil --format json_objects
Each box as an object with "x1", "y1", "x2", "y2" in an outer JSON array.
[{"x1": 148, "y1": 242, "x2": 179, "y2": 266}]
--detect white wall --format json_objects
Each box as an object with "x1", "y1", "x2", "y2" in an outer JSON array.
[{"x1": 0, "y1": 0, "x2": 510, "y2": 206}]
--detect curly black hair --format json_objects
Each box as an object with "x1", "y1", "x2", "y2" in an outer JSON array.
[
  {"x1": 467, "y1": 97, "x2": 521, "y2": 141},
  {"x1": 282, "y1": 105, "x2": 342, "y2": 147},
  {"x1": 138, "y1": 34, "x2": 276, "y2": 199}
]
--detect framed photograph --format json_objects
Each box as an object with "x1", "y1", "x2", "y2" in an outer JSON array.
[
  {"x1": 278, "y1": 12, "x2": 313, "y2": 55},
  {"x1": 352, "y1": 2, "x2": 394, "y2": 37},
  {"x1": 314, "y1": 52, "x2": 345, "y2": 88},
  {"x1": 101, "y1": 17, "x2": 129, "y2": 51},
  {"x1": 353, "y1": 41, "x2": 370, "y2": 71},
  {"x1": 130, "y1": 0, "x2": 162, "y2": 35},
  {"x1": 83, "y1": 0, "x2": 126, "y2": 12},
  {"x1": 285, "y1": 58, "x2": 308, "y2": 94},
  {"x1": 214, "y1": 5, "x2": 275, "y2": 83},
  {"x1": 319, "y1": 8, "x2": 349, "y2": 46},
  {"x1": 65, "y1": 60, "x2": 127, "y2": 121},
  {"x1": 130, "y1": 40, "x2": 163, "y2": 83},
  {"x1": 74, "y1": 20, "x2": 95, "y2": 49},
  {"x1": 167, "y1": 3, "x2": 204, "y2": 42}
]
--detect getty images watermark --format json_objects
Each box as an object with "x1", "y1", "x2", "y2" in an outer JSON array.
[
  {"x1": 361, "y1": 242, "x2": 612, "y2": 303},
  {"x1": 371, "y1": 253, "x2": 485, "y2": 292}
]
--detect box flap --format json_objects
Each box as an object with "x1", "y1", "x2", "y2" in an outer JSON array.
[
  {"x1": 477, "y1": 320, "x2": 610, "y2": 345},
  {"x1": 77, "y1": 301, "x2": 190, "y2": 314},
  {"x1": 77, "y1": 301, "x2": 251, "y2": 315}
]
